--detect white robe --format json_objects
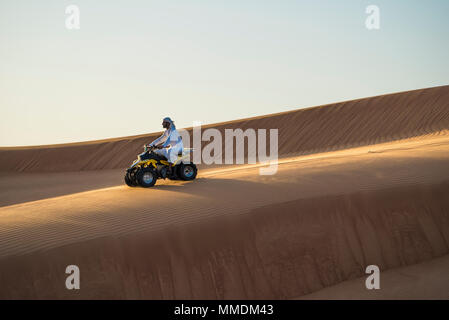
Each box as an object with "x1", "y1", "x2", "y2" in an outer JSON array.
[{"x1": 150, "y1": 127, "x2": 183, "y2": 163}]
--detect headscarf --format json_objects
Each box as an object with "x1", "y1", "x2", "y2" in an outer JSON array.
[{"x1": 163, "y1": 117, "x2": 176, "y2": 130}]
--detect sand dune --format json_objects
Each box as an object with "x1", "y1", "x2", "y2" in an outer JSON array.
[
  {"x1": 299, "y1": 254, "x2": 449, "y2": 300},
  {"x1": 0, "y1": 133, "x2": 448, "y2": 298},
  {"x1": 0, "y1": 87, "x2": 448, "y2": 299},
  {"x1": 0, "y1": 85, "x2": 448, "y2": 173}
]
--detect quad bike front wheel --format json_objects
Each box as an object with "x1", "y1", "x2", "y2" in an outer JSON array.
[
  {"x1": 178, "y1": 163, "x2": 198, "y2": 181},
  {"x1": 136, "y1": 168, "x2": 157, "y2": 187},
  {"x1": 124, "y1": 171, "x2": 138, "y2": 187}
]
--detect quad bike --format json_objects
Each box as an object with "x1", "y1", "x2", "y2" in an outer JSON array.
[{"x1": 124, "y1": 145, "x2": 197, "y2": 188}]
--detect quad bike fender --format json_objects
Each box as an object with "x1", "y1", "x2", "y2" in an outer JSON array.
[
  {"x1": 136, "y1": 159, "x2": 158, "y2": 169},
  {"x1": 173, "y1": 154, "x2": 192, "y2": 165},
  {"x1": 160, "y1": 160, "x2": 171, "y2": 166}
]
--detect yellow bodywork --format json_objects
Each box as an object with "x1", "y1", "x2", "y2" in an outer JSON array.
[{"x1": 134, "y1": 153, "x2": 190, "y2": 169}]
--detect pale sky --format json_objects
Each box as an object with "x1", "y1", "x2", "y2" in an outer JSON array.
[{"x1": 1, "y1": 0, "x2": 448, "y2": 146}]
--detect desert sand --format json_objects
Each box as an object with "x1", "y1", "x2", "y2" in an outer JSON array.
[{"x1": 0, "y1": 86, "x2": 448, "y2": 299}]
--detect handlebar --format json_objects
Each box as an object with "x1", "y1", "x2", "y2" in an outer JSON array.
[{"x1": 143, "y1": 144, "x2": 166, "y2": 152}]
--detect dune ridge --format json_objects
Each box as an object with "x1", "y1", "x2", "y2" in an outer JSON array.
[{"x1": 0, "y1": 85, "x2": 448, "y2": 173}]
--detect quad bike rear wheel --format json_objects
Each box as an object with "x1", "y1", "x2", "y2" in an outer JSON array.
[
  {"x1": 178, "y1": 163, "x2": 197, "y2": 181},
  {"x1": 136, "y1": 168, "x2": 157, "y2": 187}
]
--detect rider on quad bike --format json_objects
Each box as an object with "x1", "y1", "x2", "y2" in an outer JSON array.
[
  {"x1": 148, "y1": 117, "x2": 183, "y2": 175},
  {"x1": 124, "y1": 117, "x2": 197, "y2": 188}
]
